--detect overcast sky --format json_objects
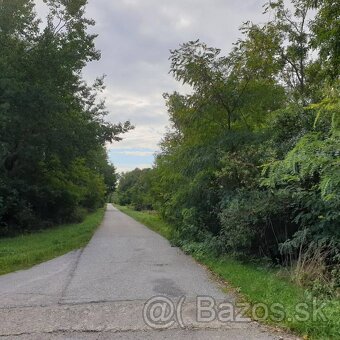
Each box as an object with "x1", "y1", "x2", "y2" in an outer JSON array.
[{"x1": 35, "y1": 0, "x2": 269, "y2": 172}]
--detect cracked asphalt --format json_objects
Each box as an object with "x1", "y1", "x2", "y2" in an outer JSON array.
[{"x1": 0, "y1": 204, "x2": 298, "y2": 339}]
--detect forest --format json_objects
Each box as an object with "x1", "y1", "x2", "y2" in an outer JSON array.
[
  {"x1": 0, "y1": 0, "x2": 132, "y2": 236},
  {"x1": 115, "y1": 0, "x2": 339, "y2": 294}
]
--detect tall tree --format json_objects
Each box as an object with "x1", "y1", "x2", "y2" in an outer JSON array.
[{"x1": 0, "y1": 0, "x2": 132, "y2": 234}]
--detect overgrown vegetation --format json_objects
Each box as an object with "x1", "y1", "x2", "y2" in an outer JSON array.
[
  {"x1": 115, "y1": 205, "x2": 340, "y2": 340},
  {"x1": 115, "y1": 1, "x2": 340, "y2": 336},
  {"x1": 0, "y1": 0, "x2": 131, "y2": 236},
  {"x1": 0, "y1": 208, "x2": 104, "y2": 275}
]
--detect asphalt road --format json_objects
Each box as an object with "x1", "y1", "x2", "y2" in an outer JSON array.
[{"x1": 0, "y1": 204, "x2": 297, "y2": 339}]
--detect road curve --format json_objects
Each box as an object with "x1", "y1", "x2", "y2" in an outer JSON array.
[{"x1": 0, "y1": 204, "x2": 297, "y2": 339}]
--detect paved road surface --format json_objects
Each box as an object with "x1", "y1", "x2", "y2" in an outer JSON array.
[{"x1": 0, "y1": 204, "x2": 297, "y2": 339}]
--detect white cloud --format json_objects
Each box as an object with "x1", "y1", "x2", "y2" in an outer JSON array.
[
  {"x1": 108, "y1": 125, "x2": 166, "y2": 151},
  {"x1": 117, "y1": 164, "x2": 153, "y2": 173},
  {"x1": 113, "y1": 151, "x2": 155, "y2": 157},
  {"x1": 34, "y1": 0, "x2": 268, "y2": 170}
]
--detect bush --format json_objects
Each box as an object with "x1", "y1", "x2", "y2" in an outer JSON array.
[
  {"x1": 219, "y1": 189, "x2": 296, "y2": 261},
  {"x1": 67, "y1": 206, "x2": 88, "y2": 224}
]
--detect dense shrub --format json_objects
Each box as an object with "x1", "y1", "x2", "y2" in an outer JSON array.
[{"x1": 219, "y1": 189, "x2": 294, "y2": 261}]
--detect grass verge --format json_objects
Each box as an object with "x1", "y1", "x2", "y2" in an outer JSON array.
[
  {"x1": 115, "y1": 204, "x2": 340, "y2": 340},
  {"x1": 0, "y1": 208, "x2": 105, "y2": 275},
  {"x1": 198, "y1": 255, "x2": 340, "y2": 339},
  {"x1": 114, "y1": 205, "x2": 173, "y2": 239}
]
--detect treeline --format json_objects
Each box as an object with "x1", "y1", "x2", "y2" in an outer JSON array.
[
  {"x1": 115, "y1": 0, "x2": 339, "y2": 291},
  {"x1": 0, "y1": 0, "x2": 131, "y2": 236}
]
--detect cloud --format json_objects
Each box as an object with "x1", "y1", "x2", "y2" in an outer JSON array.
[
  {"x1": 108, "y1": 148, "x2": 155, "y2": 172},
  {"x1": 114, "y1": 150, "x2": 155, "y2": 157},
  {"x1": 34, "y1": 0, "x2": 267, "y2": 171}
]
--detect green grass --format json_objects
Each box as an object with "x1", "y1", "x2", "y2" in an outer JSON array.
[
  {"x1": 114, "y1": 205, "x2": 173, "y2": 239},
  {"x1": 0, "y1": 208, "x2": 105, "y2": 275},
  {"x1": 198, "y1": 256, "x2": 340, "y2": 339},
  {"x1": 115, "y1": 204, "x2": 340, "y2": 340}
]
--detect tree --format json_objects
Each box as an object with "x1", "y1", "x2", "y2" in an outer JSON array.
[
  {"x1": 309, "y1": 0, "x2": 340, "y2": 80},
  {"x1": 115, "y1": 168, "x2": 153, "y2": 210},
  {"x1": 169, "y1": 39, "x2": 285, "y2": 131},
  {"x1": 264, "y1": 0, "x2": 312, "y2": 103},
  {"x1": 0, "y1": 0, "x2": 132, "y2": 235}
]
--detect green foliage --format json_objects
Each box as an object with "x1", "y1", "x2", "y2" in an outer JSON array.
[
  {"x1": 0, "y1": 0, "x2": 131, "y2": 235},
  {"x1": 219, "y1": 189, "x2": 293, "y2": 260},
  {"x1": 310, "y1": 0, "x2": 340, "y2": 80},
  {"x1": 115, "y1": 168, "x2": 154, "y2": 210},
  {"x1": 262, "y1": 98, "x2": 340, "y2": 269}
]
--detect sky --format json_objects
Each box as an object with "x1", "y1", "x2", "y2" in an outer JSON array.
[{"x1": 34, "y1": 0, "x2": 268, "y2": 173}]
